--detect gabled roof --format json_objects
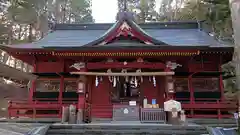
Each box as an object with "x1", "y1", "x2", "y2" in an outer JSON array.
[{"x1": 0, "y1": 13, "x2": 232, "y2": 50}]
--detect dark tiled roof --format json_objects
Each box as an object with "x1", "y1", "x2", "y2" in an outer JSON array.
[{"x1": 3, "y1": 21, "x2": 231, "y2": 49}]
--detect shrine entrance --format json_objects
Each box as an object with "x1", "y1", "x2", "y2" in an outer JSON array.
[{"x1": 116, "y1": 76, "x2": 140, "y2": 103}]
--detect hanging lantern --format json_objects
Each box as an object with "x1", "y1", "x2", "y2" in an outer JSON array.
[{"x1": 77, "y1": 81, "x2": 84, "y2": 93}]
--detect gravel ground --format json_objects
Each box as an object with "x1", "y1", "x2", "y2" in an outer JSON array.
[{"x1": 0, "y1": 123, "x2": 44, "y2": 135}]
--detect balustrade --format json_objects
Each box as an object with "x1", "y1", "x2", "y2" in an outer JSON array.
[{"x1": 140, "y1": 108, "x2": 166, "y2": 123}]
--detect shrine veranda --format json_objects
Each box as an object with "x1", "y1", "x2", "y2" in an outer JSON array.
[{"x1": 1, "y1": 11, "x2": 236, "y2": 121}]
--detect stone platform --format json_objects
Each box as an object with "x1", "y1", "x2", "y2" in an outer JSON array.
[{"x1": 42, "y1": 123, "x2": 208, "y2": 135}]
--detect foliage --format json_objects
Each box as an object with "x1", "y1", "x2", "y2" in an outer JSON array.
[
  {"x1": 0, "y1": 0, "x2": 94, "y2": 45},
  {"x1": 47, "y1": 0, "x2": 94, "y2": 24},
  {"x1": 222, "y1": 62, "x2": 236, "y2": 94},
  {"x1": 118, "y1": 0, "x2": 158, "y2": 23},
  {"x1": 176, "y1": 0, "x2": 232, "y2": 40},
  {"x1": 70, "y1": 0, "x2": 94, "y2": 23}
]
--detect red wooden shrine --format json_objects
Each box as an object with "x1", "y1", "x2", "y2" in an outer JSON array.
[{"x1": 1, "y1": 11, "x2": 236, "y2": 120}]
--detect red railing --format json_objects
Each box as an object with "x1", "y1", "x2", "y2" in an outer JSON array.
[
  {"x1": 176, "y1": 98, "x2": 237, "y2": 119},
  {"x1": 8, "y1": 98, "x2": 238, "y2": 119},
  {"x1": 8, "y1": 98, "x2": 78, "y2": 118}
]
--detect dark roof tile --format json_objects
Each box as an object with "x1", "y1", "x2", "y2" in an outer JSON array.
[{"x1": 4, "y1": 21, "x2": 230, "y2": 49}]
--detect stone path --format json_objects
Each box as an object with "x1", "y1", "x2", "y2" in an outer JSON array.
[{"x1": 0, "y1": 123, "x2": 43, "y2": 135}]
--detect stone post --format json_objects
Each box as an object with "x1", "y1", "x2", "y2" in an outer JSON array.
[
  {"x1": 61, "y1": 106, "x2": 69, "y2": 123},
  {"x1": 69, "y1": 104, "x2": 76, "y2": 124}
]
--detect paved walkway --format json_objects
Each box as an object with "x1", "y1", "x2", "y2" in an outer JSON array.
[{"x1": 0, "y1": 123, "x2": 43, "y2": 135}]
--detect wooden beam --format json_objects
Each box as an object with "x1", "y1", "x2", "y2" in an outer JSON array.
[
  {"x1": 70, "y1": 71, "x2": 174, "y2": 76},
  {"x1": 86, "y1": 62, "x2": 166, "y2": 69}
]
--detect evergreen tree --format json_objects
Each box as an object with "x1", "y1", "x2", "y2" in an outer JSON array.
[{"x1": 118, "y1": 0, "x2": 158, "y2": 23}]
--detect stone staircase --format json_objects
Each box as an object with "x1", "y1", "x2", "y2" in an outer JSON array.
[
  {"x1": 91, "y1": 104, "x2": 112, "y2": 118},
  {"x1": 44, "y1": 123, "x2": 209, "y2": 135},
  {"x1": 189, "y1": 118, "x2": 237, "y2": 128}
]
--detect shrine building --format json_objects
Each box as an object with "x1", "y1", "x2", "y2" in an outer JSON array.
[{"x1": 0, "y1": 11, "x2": 236, "y2": 121}]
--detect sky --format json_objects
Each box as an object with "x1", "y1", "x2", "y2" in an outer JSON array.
[
  {"x1": 92, "y1": 0, "x2": 163, "y2": 23},
  {"x1": 92, "y1": 0, "x2": 118, "y2": 23}
]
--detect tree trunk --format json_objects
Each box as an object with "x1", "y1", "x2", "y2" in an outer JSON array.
[
  {"x1": 28, "y1": 23, "x2": 33, "y2": 42},
  {"x1": 18, "y1": 25, "x2": 22, "y2": 40},
  {"x1": 229, "y1": 0, "x2": 240, "y2": 131},
  {"x1": 7, "y1": 25, "x2": 12, "y2": 45},
  {"x1": 62, "y1": 0, "x2": 68, "y2": 23}
]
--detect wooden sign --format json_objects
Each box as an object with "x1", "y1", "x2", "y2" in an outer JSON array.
[{"x1": 129, "y1": 101, "x2": 137, "y2": 106}]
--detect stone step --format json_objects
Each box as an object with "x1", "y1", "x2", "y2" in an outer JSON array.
[
  {"x1": 188, "y1": 118, "x2": 237, "y2": 128},
  {"x1": 45, "y1": 124, "x2": 209, "y2": 135}
]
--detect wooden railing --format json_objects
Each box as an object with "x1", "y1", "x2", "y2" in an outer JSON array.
[
  {"x1": 175, "y1": 98, "x2": 237, "y2": 119},
  {"x1": 140, "y1": 108, "x2": 166, "y2": 123},
  {"x1": 8, "y1": 98, "x2": 78, "y2": 118}
]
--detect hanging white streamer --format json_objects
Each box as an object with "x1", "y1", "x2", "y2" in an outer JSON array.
[
  {"x1": 134, "y1": 76, "x2": 138, "y2": 87},
  {"x1": 153, "y1": 76, "x2": 156, "y2": 87},
  {"x1": 113, "y1": 76, "x2": 117, "y2": 87},
  {"x1": 95, "y1": 76, "x2": 99, "y2": 87},
  {"x1": 107, "y1": 69, "x2": 113, "y2": 82}
]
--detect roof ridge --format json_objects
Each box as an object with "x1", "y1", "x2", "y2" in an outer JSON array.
[{"x1": 53, "y1": 21, "x2": 200, "y2": 31}]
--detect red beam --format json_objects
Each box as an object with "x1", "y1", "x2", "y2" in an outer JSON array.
[{"x1": 87, "y1": 62, "x2": 166, "y2": 69}]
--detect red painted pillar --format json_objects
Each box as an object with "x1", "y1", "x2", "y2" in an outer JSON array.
[
  {"x1": 78, "y1": 76, "x2": 87, "y2": 109},
  {"x1": 29, "y1": 60, "x2": 37, "y2": 102},
  {"x1": 165, "y1": 67, "x2": 174, "y2": 100},
  {"x1": 78, "y1": 94, "x2": 85, "y2": 109},
  {"x1": 59, "y1": 59, "x2": 65, "y2": 104},
  {"x1": 188, "y1": 76, "x2": 194, "y2": 103},
  {"x1": 188, "y1": 75, "x2": 194, "y2": 118},
  {"x1": 58, "y1": 76, "x2": 64, "y2": 104}
]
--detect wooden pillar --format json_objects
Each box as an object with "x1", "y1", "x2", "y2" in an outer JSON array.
[
  {"x1": 188, "y1": 76, "x2": 194, "y2": 103},
  {"x1": 164, "y1": 67, "x2": 174, "y2": 100},
  {"x1": 188, "y1": 75, "x2": 194, "y2": 118},
  {"x1": 29, "y1": 59, "x2": 37, "y2": 102},
  {"x1": 77, "y1": 75, "x2": 88, "y2": 123},
  {"x1": 58, "y1": 76, "x2": 64, "y2": 104},
  {"x1": 77, "y1": 75, "x2": 86, "y2": 109},
  {"x1": 166, "y1": 76, "x2": 174, "y2": 100}
]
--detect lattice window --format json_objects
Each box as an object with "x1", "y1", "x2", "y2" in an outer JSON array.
[
  {"x1": 36, "y1": 79, "x2": 60, "y2": 92},
  {"x1": 174, "y1": 77, "x2": 189, "y2": 92},
  {"x1": 64, "y1": 80, "x2": 78, "y2": 92},
  {"x1": 192, "y1": 78, "x2": 219, "y2": 92}
]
